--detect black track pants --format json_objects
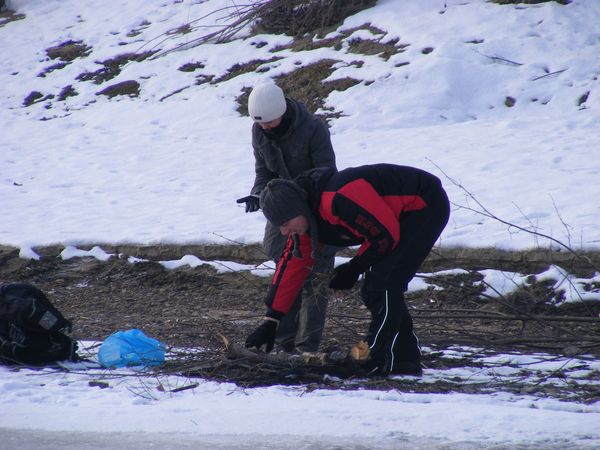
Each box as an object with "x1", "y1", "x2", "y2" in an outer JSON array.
[{"x1": 362, "y1": 187, "x2": 450, "y2": 372}]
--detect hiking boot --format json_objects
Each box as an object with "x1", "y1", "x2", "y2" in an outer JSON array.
[
  {"x1": 362, "y1": 347, "x2": 422, "y2": 377},
  {"x1": 390, "y1": 360, "x2": 422, "y2": 376},
  {"x1": 276, "y1": 341, "x2": 296, "y2": 353}
]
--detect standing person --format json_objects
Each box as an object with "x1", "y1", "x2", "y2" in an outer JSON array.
[
  {"x1": 236, "y1": 80, "x2": 337, "y2": 353},
  {"x1": 244, "y1": 164, "x2": 450, "y2": 376}
]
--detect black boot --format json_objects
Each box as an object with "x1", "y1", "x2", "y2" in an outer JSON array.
[{"x1": 361, "y1": 289, "x2": 422, "y2": 376}]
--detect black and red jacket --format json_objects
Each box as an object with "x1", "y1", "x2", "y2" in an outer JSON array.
[{"x1": 265, "y1": 164, "x2": 445, "y2": 319}]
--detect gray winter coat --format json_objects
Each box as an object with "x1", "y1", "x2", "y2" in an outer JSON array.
[{"x1": 250, "y1": 99, "x2": 336, "y2": 196}]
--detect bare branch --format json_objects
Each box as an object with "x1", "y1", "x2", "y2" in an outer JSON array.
[
  {"x1": 473, "y1": 49, "x2": 523, "y2": 66},
  {"x1": 531, "y1": 69, "x2": 567, "y2": 81},
  {"x1": 428, "y1": 158, "x2": 600, "y2": 273}
]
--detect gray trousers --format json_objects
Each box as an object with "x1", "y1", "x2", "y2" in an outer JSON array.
[{"x1": 263, "y1": 222, "x2": 335, "y2": 352}]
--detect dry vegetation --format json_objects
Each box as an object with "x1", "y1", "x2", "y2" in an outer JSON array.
[
  {"x1": 0, "y1": 6, "x2": 24, "y2": 27},
  {"x1": 1, "y1": 243, "x2": 598, "y2": 394},
  {"x1": 252, "y1": 0, "x2": 377, "y2": 37}
]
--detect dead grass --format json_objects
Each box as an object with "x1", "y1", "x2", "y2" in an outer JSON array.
[
  {"x1": 178, "y1": 62, "x2": 205, "y2": 73},
  {"x1": 77, "y1": 51, "x2": 156, "y2": 85},
  {"x1": 0, "y1": 8, "x2": 25, "y2": 27},
  {"x1": 126, "y1": 20, "x2": 151, "y2": 38},
  {"x1": 167, "y1": 23, "x2": 192, "y2": 36},
  {"x1": 252, "y1": 0, "x2": 377, "y2": 38},
  {"x1": 35, "y1": 41, "x2": 92, "y2": 79},
  {"x1": 46, "y1": 40, "x2": 91, "y2": 61},
  {"x1": 96, "y1": 80, "x2": 140, "y2": 98},
  {"x1": 1, "y1": 243, "x2": 597, "y2": 372},
  {"x1": 22, "y1": 91, "x2": 46, "y2": 107},
  {"x1": 57, "y1": 85, "x2": 78, "y2": 101},
  {"x1": 213, "y1": 57, "x2": 283, "y2": 84},
  {"x1": 38, "y1": 62, "x2": 70, "y2": 78},
  {"x1": 276, "y1": 24, "x2": 408, "y2": 61}
]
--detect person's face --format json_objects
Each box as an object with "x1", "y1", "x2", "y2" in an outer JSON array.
[
  {"x1": 258, "y1": 116, "x2": 282, "y2": 130},
  {"x1": 279, "y1": 215, "x2": 309, "y2": 236}
]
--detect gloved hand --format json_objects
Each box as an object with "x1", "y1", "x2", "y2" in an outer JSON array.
[
  {"x1": 245, "y1": 319, "x2": 278, "y2": 352},
  {"x1": 236, "y1": 195, "x2": 260, "y2": 213},
  {"x1": 329, "y1": 261, "x2": 362, "y2": 290}
]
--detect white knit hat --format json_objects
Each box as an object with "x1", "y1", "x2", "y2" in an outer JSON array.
[{"x1": 248, "y1": 82, "x2": 286, "y2": 123}]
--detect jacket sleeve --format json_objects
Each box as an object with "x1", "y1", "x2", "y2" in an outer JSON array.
[
  {"x1": 264, "y1": 234, "x2": 315, "y2": 319},
  {"x1": 330, "y1": 179, "x2": 400, "y2": 270},
  {"x1": 309, "y1": 121, "x2": 337, "y2": 171},
  {"x1": 251, "y1": 140, "x2": 277, "y2": 196}
]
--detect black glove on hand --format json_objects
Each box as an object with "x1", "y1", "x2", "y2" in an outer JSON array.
[
  {"x1": 236, "y1": 195, "x2": 260, "y2": 213},
  {"x1": 245, "y1": 319, "x2": 278, "y2": 352},
  {"x1": 329, "y1": 261, "x2": 362, "y2": 290}
]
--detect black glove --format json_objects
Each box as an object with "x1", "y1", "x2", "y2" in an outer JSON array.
[
  {"x1": 236, "y1": 195, "x2": 260, "y2": 213},
  {"x1": 245, "y1": 319, "x2": 278, "y2": 352},
  {"x1": 329, "y1": 261, "x2": 362, "y2": 290}
]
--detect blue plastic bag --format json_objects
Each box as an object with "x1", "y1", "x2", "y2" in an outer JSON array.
[{"x1": 98, "y1": 329, "x2": 166, "y2": 368}]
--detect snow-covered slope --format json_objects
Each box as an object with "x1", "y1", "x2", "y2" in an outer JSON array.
[{"x1": 1, "y1": 0, "x2": 599, "y2": 250}]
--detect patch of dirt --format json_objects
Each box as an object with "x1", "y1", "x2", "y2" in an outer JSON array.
[
  {"x1": 0, "y1": 8, "x2": 25, "y2": 27},
  {"x1": 96, "y1": 80, "x2": 140, "y2": 98},
  {"x1": 277, "y1": 24, "x2": 408, "y2": 60},
  {"x1": 214, "y1": 57, "x2": 283, "y2": 84},
  {"x1": 126, "y1": 19, "x2": 151, "y2": 38},
  {"x1": 36, "y1": 41, "x2": 91, "y2": 79},
  {"x1": 1, "y1": 244, "x2": 597, "y2": 347},
  {"x1": 46, "y1": 40, "x2": 91, "y2": 62},
  {"x1": 57, "y1": 85, "x2": 78, "y2": 101},
  {"x1": 22, "y1": 91, "x2": 46, "y2": 107},
  {"x1": 77, "y1": 51, "x2": 156, "y2": 85},
  {"x1": 178, "y1": 61, "x2": 205, "y2": 72}
]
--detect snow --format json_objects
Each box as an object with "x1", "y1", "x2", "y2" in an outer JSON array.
[
  {"x1": 1, "y1": 0, "x2": 599, "y2": 447},
  {"x1": 1, "y1": 344, "x2": 599, "y2": 449}
]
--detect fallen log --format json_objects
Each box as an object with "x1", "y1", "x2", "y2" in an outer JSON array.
[
  {"x1": 160, "y1": 335, "x2": 372, "y2": 386},
  {"x1": 219, "y1": 335, "x2": 370, "y2": 380}
]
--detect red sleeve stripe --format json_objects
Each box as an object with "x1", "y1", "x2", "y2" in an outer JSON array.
[
  {"x1": 270, "y1": 234, "x2": 314, "y2": 314},
  {"x1": 271, "y1": 236, "x2": 294, "y2": 282},
  {"x1": 319, "y1": 191, "x2": 364, "y2": 239},
  {"x1": 319, "y1": 191, "x2": 336, "y2": 223}
]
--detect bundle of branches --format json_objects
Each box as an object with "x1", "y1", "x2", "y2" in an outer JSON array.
[
  {"x1": 160, "y1": 336, "x2": 369, "y2": 387},
  {"x1": 253, "y1": 0, "x2": 377, "y2": 37},
  {"x1": 146, "y1": 0, "x2": 376, "y2": 60}
]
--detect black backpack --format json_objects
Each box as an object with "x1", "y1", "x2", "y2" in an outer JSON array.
[{"x1": 0, "y1": 283, "x2": 78, "y2": 365}]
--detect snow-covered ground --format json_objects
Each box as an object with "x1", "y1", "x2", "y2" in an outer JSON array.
[
  {"x1": 1, "y1": 343, "x2": 599, "y2": 449},
  {"x1": 1, "y1": 0, "x2": 599, "y2": 448}
]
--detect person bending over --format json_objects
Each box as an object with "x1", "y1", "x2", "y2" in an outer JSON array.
[{"x1": 245, "y1": 163, "x2": 450, "y2": 376}]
